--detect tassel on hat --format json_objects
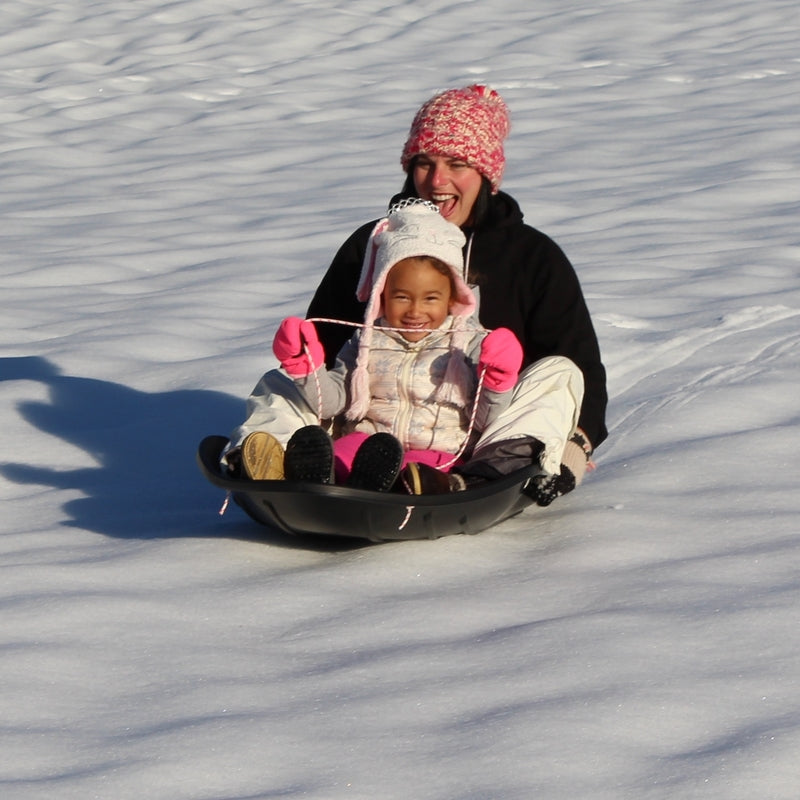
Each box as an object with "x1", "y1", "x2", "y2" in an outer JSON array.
[{"x1": 346, "y1": 199, "x2": 477, "y2": 421}]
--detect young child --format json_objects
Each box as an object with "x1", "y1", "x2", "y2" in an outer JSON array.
[{"x1": 236, "y1": 200, "x2": 523, "y2": 493}]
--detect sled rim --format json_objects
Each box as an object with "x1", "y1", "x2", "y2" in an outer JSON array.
[{"x1": 197, "y1": 435, "x2": 539, "y2": 541}]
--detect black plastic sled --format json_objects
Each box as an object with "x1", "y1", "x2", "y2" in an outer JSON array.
[{"x1": 197, "y1": 435, "x2": 540, "y2": 542}]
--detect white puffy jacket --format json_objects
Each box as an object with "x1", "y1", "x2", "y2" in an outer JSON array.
[{"x1": 291, "y1": 316, "x2": 512, "y2": 453}]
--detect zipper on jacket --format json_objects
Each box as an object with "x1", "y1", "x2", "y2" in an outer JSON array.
[{"x1": 393, "y1": 346, "x2": 417, "y2": 445}]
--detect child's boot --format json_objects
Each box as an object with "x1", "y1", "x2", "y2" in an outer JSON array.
[
  {"x1": 241, "y1": 431, "x2": 285, "y2": 481},
  {"x1": 284, "y1": 425, "x2": 335, "y2": 484},
  {"x1": 347, "y1": 433, "x2": 404, "y2": 492},
  {"x1": 400, "y1": 462, "x2": 466, "y2": 495}
]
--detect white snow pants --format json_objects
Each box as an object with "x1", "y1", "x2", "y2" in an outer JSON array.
[
  {"x1": 222, "y1": 355, "x2": 584, "y2": 476},
  {"x1": 470, "y1": 355, "x2": 584, "y2": 475}
]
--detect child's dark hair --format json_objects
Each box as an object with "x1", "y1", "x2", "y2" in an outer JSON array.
[{"x1": 407, "y1": 255, "x2": 458, "y2": 298}]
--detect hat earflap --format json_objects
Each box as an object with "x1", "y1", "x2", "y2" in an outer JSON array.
[{"x1": 347, "y1": 218, "x2": 391, "y2": 421}]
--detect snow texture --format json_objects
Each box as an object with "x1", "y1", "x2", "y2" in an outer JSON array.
[{"x1": 1, "y1": 1, "x2": 799, "y2": 798}]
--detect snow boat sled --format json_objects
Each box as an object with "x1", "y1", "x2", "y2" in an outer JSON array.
[{"x1": 197, "y1": 435, "x2": 540, "y2": 543}]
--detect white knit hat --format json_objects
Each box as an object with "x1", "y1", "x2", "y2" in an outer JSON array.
[{"x1": 346, "y1": 199, "x2": 477, "y2": 421}]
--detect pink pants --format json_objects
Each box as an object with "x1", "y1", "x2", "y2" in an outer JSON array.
[{"x1": 333, "y1": 432, "x2": 457, "y2": 484}]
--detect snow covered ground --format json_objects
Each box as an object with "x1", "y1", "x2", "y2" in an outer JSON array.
[{"x1": 2, "y1": 1, "x2": 799, "y2": 797}]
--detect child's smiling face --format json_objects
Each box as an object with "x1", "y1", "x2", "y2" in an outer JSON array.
[{"x1": 381, "y1": 257, "x2": 454, "y2": 342}]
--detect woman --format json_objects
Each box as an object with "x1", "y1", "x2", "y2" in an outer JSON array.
[
  {"x1": 306, "y1": 85, "x2": 607, "y2": 504},
  {"x1": 228, "y1": 85, "x2": 607, "y2": 505}
]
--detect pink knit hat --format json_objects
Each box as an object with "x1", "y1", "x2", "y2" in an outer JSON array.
[
  {"x1": 401, "y1": 85, "x2": 511, "y2": 193},
  {"x1": 346, "y1": 200, "x2": 477, "y2": 421}
]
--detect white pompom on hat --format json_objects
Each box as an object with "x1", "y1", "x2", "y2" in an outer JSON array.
[{"x1": 346, "y1": 199, "x2": 477, "y2": 421}]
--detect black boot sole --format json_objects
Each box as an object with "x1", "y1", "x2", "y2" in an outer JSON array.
[
  {"x1": 284, "y1": 425, "x2": 334, "y2": 484},
  {"x1": 347, "y1": 433, "x2": 404, "y2": 492}
]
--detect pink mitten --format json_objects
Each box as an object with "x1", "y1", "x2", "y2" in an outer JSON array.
[
  {"x1": 478, "y1": 328, "x2": 523, "y2": 392},
  {"x1": 272, "y1": 317, "x2": 325, "y2": 377}
]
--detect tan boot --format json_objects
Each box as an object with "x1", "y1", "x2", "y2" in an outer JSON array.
[
  {"x1": 400, "y1": 462, "x2": 466, "y2": 495},
  {"x1": 241, "y1": 431, "x2": 285, "y2": 480}
]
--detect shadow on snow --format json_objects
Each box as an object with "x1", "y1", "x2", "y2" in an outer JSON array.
[{"x1": 1, "y1": 355, "x2": 363, "y2": 550}]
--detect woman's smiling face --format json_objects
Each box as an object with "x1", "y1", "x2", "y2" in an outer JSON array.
[{"x1": 411, "y1": 154, "x2": 483, "y2": 228}]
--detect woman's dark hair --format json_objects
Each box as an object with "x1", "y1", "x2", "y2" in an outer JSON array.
[{"x1": 398, "y1": 157, "x2": 495, "y2": 230}]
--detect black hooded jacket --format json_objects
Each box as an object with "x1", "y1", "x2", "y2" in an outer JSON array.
[{"x1": 306, "y1": 191, "x2": 608, "y2": 449}]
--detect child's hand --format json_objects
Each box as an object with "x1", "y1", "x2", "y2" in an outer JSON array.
[
  {"x1": 478, "y1": 328, "x2": 523, "y2": 392},
  {"x1": 273, "y1": 317, "x2": 325, "y2": 377}
]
